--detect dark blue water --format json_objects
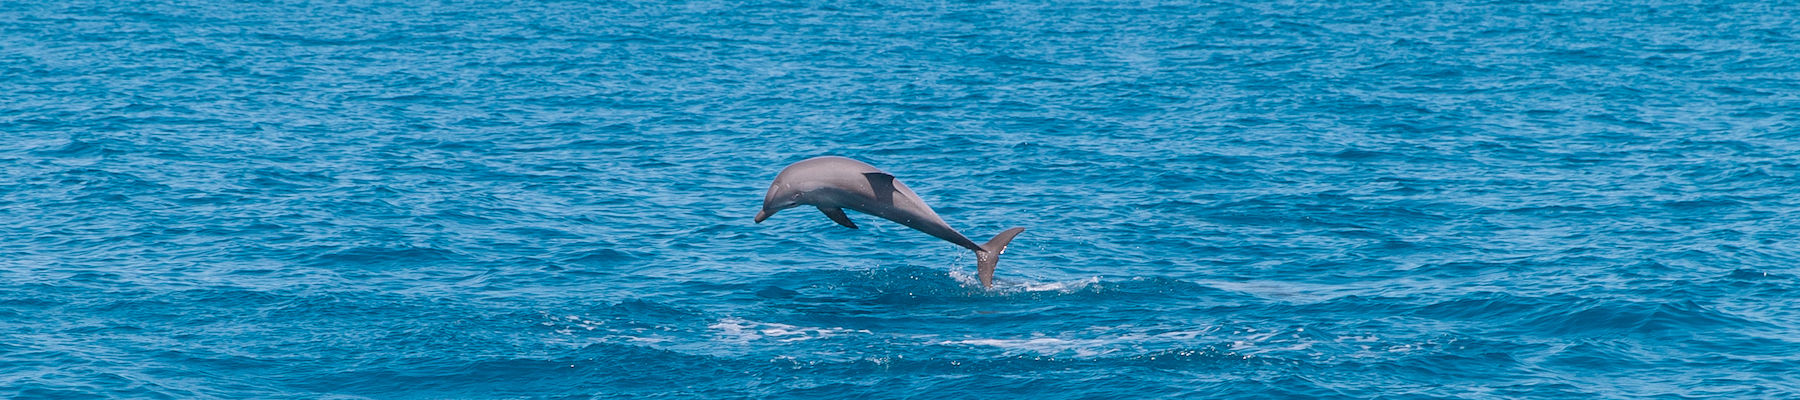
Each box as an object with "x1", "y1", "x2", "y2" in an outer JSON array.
[{"x1": 5, "y1": 0, "x2": 1799, "y2": 398}]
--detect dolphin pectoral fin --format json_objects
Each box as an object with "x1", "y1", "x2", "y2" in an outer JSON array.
[{"x1": 819, "y1": 207, "x2": 859, "y2": 229}]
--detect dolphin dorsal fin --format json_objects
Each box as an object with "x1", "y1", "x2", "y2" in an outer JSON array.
[
  {"x1": 819, "y1": 207, "x2": 859, "y2": 229},
  {"x1": 862, "y1": 171, "x2": 895, "y2": 181},
  {"x1": 862, "y1": 172, "x2": 899, "y2": 203}
]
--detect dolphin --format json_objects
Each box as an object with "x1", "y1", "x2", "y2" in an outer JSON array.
[{"x1": 754, "y1": 156, "x2": 1025, "y2": 289}]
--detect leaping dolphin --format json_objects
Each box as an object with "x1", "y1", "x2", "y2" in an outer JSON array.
[{"x1": 754, "y1": 156, "x2": 1025, "y2": 289}]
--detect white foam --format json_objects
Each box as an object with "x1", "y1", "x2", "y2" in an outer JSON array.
[
  {"x1": 947, "y1": 269, "x2": 980, "y2": 286},
  {"x1": 709, "y1": 317, "x2": 867, "y2": 344},
  {"x1": 1022, "y1": 276, "x2": 1100, "y2": 292},
  {"x1": 944, "y1": 337, "x2": 1124, "y2": 358},
  {"x1": 939, "y1": 326, "x2": 1211, "y2": 358},
  {"x1": 947, "y1": 270, "x2": 1101, "y2": 293},
  {"x1": 709, "y1": 317, "x2": 763, "y2": 343}
]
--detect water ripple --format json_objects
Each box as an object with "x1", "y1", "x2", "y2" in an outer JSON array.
[{"x1": 4, "y1": 0, "x2": 1799, "y2": 398}]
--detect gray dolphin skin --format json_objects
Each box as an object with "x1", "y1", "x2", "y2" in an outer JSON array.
[{"x1": 755, "y1": 156, "x2": 1025, "y2": 289}]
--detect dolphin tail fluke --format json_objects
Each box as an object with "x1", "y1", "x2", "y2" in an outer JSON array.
[{"x1": 975, "y1": 227, "x2": 1026, "y2": 289}]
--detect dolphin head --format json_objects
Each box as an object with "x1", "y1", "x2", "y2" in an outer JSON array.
[
  {"x1": 755, "y1": 200, "x2": 798, "y2": 223},
  {"x1": 755, "y1": 183, "x2": 801, "y2": 223}
]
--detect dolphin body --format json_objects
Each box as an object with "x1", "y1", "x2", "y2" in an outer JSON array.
[{"x1": 754, "y1": 156, "x2": 1025, "y2": 289}]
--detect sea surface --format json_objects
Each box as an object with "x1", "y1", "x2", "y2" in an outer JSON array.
[{"x1": 4, "y1": 0, "x2": 1799, "y2": 398}]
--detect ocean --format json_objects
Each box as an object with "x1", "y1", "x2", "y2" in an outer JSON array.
[{"x1": 3, "y1": 0, "x2": 1797, "y2": 398}]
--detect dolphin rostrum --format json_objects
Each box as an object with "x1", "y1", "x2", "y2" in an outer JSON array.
[{"x1": 754, "y1": 156, "x2": 1025, "y2": 289}]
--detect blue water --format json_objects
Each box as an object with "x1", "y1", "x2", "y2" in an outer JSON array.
[{"x1": 4, "y1": 0, "x2": 1799, "y2": 398}]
